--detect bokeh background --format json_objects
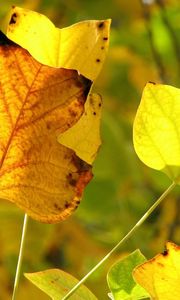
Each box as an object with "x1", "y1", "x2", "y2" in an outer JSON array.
[{"x1": 0, "y1": 0, "x2": 180, "y2": 299}]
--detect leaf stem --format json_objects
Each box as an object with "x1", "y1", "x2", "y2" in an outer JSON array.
[
  {"x1": 12, "y1": 213, "x2": 29, "y2": 300},
  {"x1": 62, "y1": 182, "x2": 176, "y2": 300}
]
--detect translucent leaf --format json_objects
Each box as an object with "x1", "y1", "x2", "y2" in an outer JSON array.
[
  {"x1": 107, "y1": 249, "x2": 149, "y2": 300},
  {"x1": 25, "y1": 269, "x2": 98, "y2": 300},
  {"x1": 133, "y1": 82, "x2": 180, "y2": 181},
  {"x1": 133, "y1": 242, "x2": 180, "y2": 300},
  {"x1": 6, "y1": 6, "x2": 111, "y2": 81}
]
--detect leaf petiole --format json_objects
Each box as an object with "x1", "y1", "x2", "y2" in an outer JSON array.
[
  {"x1": 12, "y1": 213, "x2": 29, "y2": 300},
  {"x1": 62, "y1": 181, "x2": 176, "y2": 300}
]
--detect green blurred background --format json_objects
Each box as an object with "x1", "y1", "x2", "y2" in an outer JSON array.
[{"x1": 0, "y1": 0, "x2": 180, "y2": 299}]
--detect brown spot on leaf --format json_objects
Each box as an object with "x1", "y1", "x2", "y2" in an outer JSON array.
[
  {"x1": 68, "y1": 108, "x2": 77, "y2": 118},
  {"x1": 99, "y1": 102, "x2": 102, "y2": 107},
  {"x1": 93, "y1": 112, "x2": 96, "y2": 116},
  {"x1": 98, "y1": 22, "x2": 104, "y2": 29},
  {"x1": 9, "y1": 13, "x2": 18, "y2": 25},
  {"x1": 101, "y1": 46, "x2": 105, "y2": 50},
  {"x1": 65, "y1": 201, "x2": 70, "y2": 208},
  {"x1": 67, "y1": 172, "x2": 77, "y2": 186},
  {"x1": 96, "y1": 58, "x2": 101, "y2": 63},
  {"x1": 54, "y1": 203, "x2": 61, "y2": 211},
  {"x1": 46, "y1": 122, "x2": 51, "y2": 130},
  {"x1": 103, "y1": 37, "x2": 108, "y2": 41},
  {"x1": 162, "y1": 249, "x2": 169, "y2": 256},
  {"x1": 149, "y1": 81, "x2": 156, "y2": 85}
]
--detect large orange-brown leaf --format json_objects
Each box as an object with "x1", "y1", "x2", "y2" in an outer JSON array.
[{"x1": 0, "y1": 32, "x2": 92, "y2": 223}]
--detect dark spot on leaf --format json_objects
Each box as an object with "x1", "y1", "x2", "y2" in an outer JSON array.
[
  {"x1": 149, "y1": 81, "x2": 156, "y2": 85},
  {"x1": 157, "y1": 262, "x2": 164, "y2": 267},
  {"x1": 76, "y1": 200, "x2": 80, "y2": 205},
  {"x1": 67, "y1": 173, "x2": 77, "y2": 186},
  {"x1": 96, "y1": 59, "x2": 101, "y2": 63},
  {"x1": 46, "y1": 122, "x2": 51, "y2": 130},
  {"x1": 65, "y1": 201, "x2": 70, "y2": 208},
  {"x1": 9, "y1": 13, "x2": 18, "y2": 25},
  {"x1": 93, "y1": 112, "x2": 96, "y2": 115},
  {"x1": 101, "y1": 46, "x2": 104, "y2": 50},
  {"x1": 103, "y1": 37, "x2": 108, "y2": 41},
  {"x1": 68, "y1": 108, "x2": 77, "y2": 117},
  {"x1": 162, "y1": 249, "x2": 169, "y2": 256},
  {"x1": 98, "y1": 22, "x2": 104, "y2": 29},
  {"x1": 72, "y1": 155, "x2": 91, "y2": 172},
  {"x1": 54, "y1": 203, "x2": 61, "y2": 211},
  {"x1": 99, "y1": 102, "x2": 102, "y2": 107}
]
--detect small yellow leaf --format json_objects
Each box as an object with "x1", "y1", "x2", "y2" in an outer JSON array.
[
  {"x1": 133, "y1": 82, "x2": 180, "y2": 181},
  {"x1": 58, "y1": 93, "x2": 102, "y2": 165},
  {"x1": 6, "y1": 6, "x2": 111, "y2": 81},
  {"x1": 0, "y1": 32, "x2": 92, "y2": 223},
  {"x1": 133, "y1": 242, "x2": 180, "y2": 300}
]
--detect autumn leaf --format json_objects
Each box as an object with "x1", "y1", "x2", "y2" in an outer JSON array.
[
  {"x1": 6, "y1": 6, "x2": 110, "y2": 81},
  {"x1": 133, "y1": 82, "x2": 180, "y2": 182},
  {"x1": 5, "y1": 6, "x2": 110, "y2": 165},
  {"x1": 0, "y1": 32, "x2": 92, "y2": 223},
  {"x1": 58, "y1": 93, "x2": 102, "y2": 164},
  {"x1": 133, "y1": 242, "x2": 180, "y2": 300},
  {"x1": 25, "y1": 269, "x2": 97, "y2": 300}
]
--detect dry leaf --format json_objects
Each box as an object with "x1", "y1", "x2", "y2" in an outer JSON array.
[
  {"x1": 0, "y1": 32, "x2": 92, "y2": 223},
  {"x1": 133, "y1": 242, "x2": 180, "y2": 300}
]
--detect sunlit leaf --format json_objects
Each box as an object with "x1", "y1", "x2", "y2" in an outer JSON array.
[
  {"x1": 133, "y1": 82, "x2": 180, "y2": 181},
  {"x1": 133, "y1": 242, "x2": 180, "y2": 300},
  {"x1": 6, "y1": 6, "x2": 111, "y2": 81},
  {"x1": 58, "y1": 93, "x2": 102, "y2": 164},
  {"x1": 0, "y1": 32, "x2": 92, "y2": 223},
  {"x1": 25, "y1": 269, "x2": 97, "y2": 300},
  {"x1": 5, "y1": 6, "x2": 110, "y2": 165},
  {"x1": 107, "y1": 249, "x2": 149, "y2": 300}
]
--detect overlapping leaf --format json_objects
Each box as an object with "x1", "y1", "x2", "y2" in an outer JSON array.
[
  {"x1": 6, "y1": 6, "x2": 110, "y2": 80},
  {"x1": 59, "y1": 93, "x2": 102, "y2": 164},
  {"x1": 133, "y1": 242, "x2": 180, "y2": 300},
  {"x1": 107, "y1": 250, "x2": 149, "y2": 300},
  {"x1": 0, "y1": 32, "x2": 92, "y2": 223},
  {"x1": 5, "y1": 6, "x2": 111, "y2": 164}
]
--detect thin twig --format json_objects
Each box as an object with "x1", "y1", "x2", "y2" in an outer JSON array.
[
  {"x1": 62, "y1": 182, "x2": 176, "y2": 300},
  {"x1": 12, "y1": 214, "x2": 29, "y2": 300},
  {"x1": 156, "y1": 0, "x2": 180, "y2": 76},
  {"x1": 140, "y1": 0, "x2": 169, "y2": 83}
]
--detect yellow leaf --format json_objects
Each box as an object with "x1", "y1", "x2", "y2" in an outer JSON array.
[
  {"x1": 58, "y1": 93, "x2": 102, "y2": 165},
  {"x1": 0, "y1": 32, "x2": 92, "y2": 223},
  {"x1": 5, "y1": 6, "x2": 110, "y2": 165},
  {"x1": 133, "y1": 82, "x2": 180, "y2": 181},
  {"x1": 133, "y1": 242, "x2": 180, "y2": 300},
  {"x1": 6, "y1": 6, "x2": 111, "y2": 81}
]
